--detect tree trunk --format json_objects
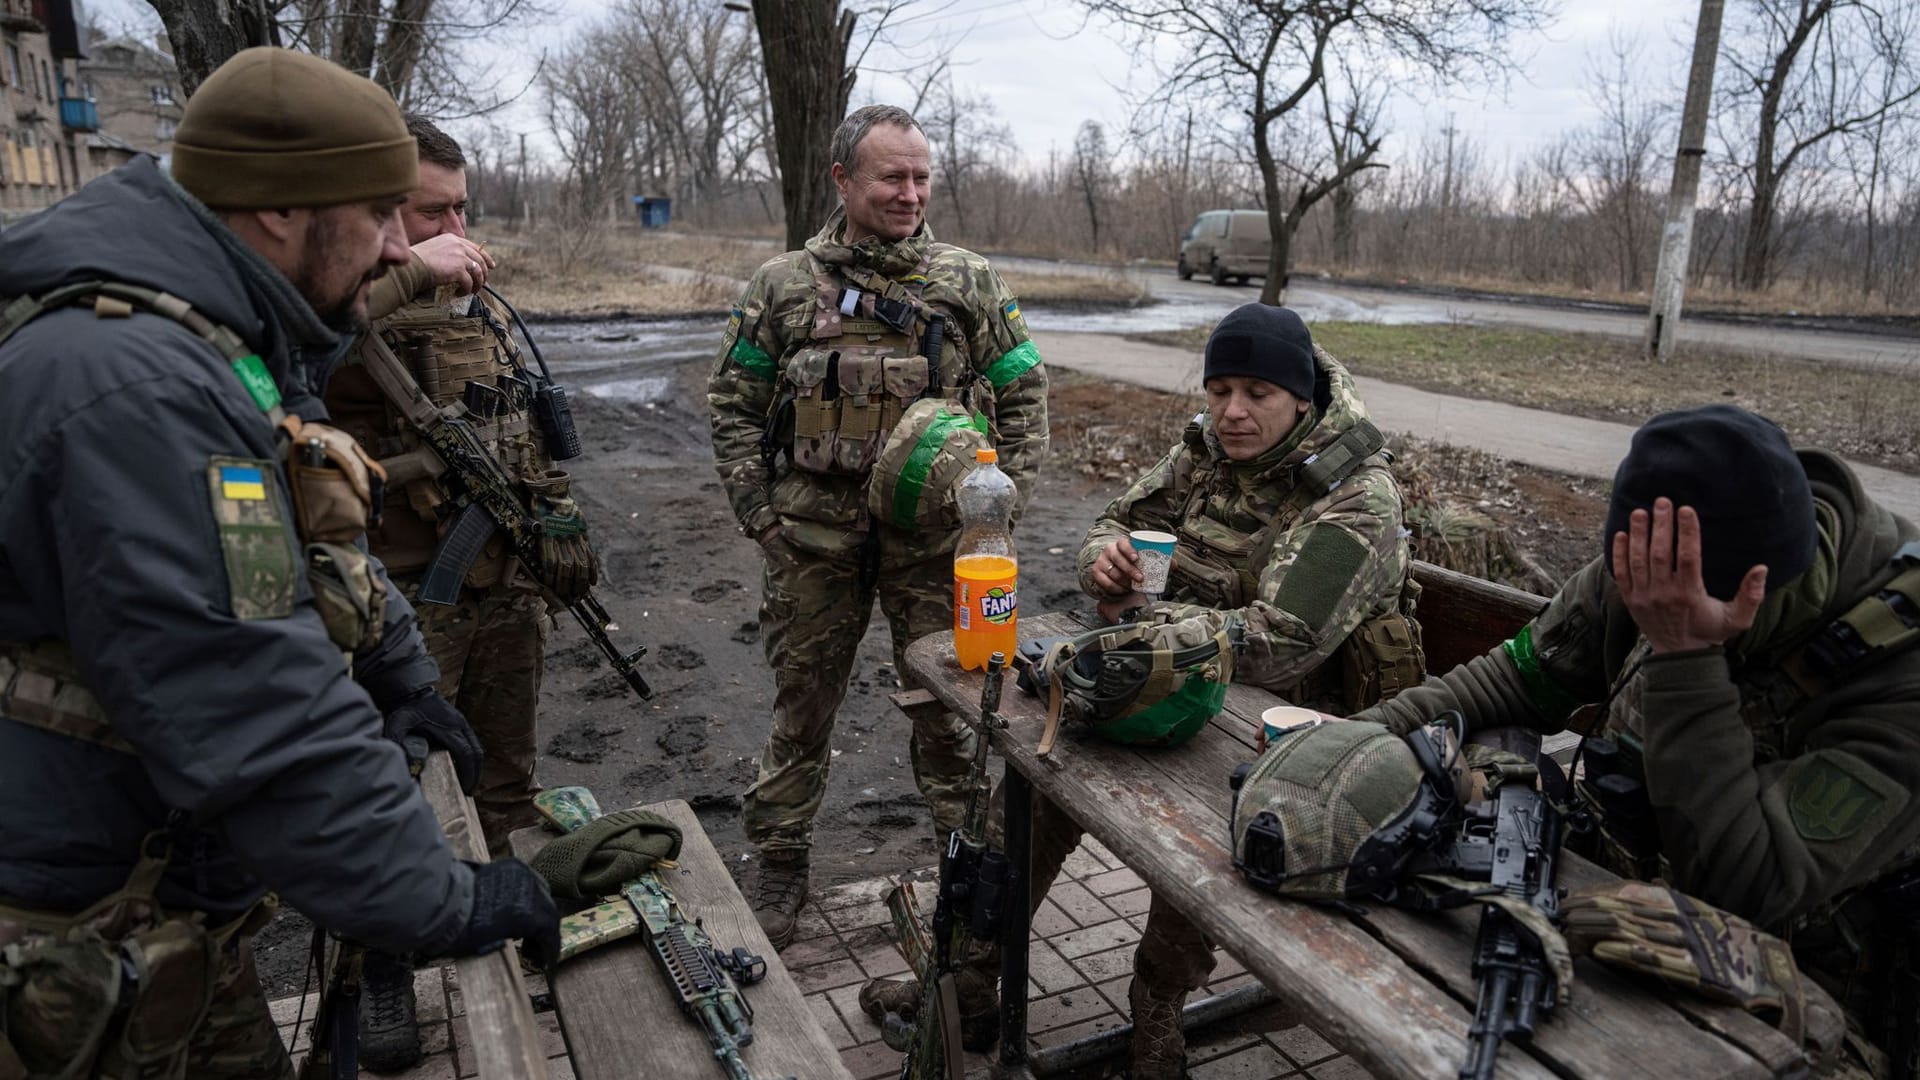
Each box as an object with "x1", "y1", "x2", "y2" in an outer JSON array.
[
  {"x1": 334, "y1": 0, "x2": 380, "y2": 77},
  {"x1": 1252, "y1": 110, "x2": 1287, "y2": 305},
  {"x1": 1739, "y1": 166, "x2": 1777, "y2": 289},
  {"x1": 751, "y1": 0, "x2": 855, "y2": 251},
  {"x1": 373, "y1": 0, "x2": 435, "y2": 104},
  {"x1": 147, "y1": 0, "x2": 278, "y2": 96},
  {"x1": 1330, "y1": 184, "x2": 1357, "y2": 268}
]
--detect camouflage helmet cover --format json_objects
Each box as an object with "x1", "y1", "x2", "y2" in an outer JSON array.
[
  {"x1": 1230, "y1": 718, "x2": 1458, "y2": 901},
  {"x1": 865, "y1": 398, "x2": 990, "y2": 533},
  {"x1": 1020, "y1": 611, "x2": 1241, "y2": 756}
]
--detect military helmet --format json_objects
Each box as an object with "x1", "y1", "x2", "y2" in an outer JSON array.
[
  {"x1": 1229, "y1": 717, "x2": 1461, "y2": 903},
  {"x1": 866, "y1": 398, "x2": 990, "y2": 533},
  {"x1": 1019, "y1": 612, "x2": 1241, "y2": 756}
]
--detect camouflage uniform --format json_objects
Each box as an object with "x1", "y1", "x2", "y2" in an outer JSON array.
[
  {"x1": 1355, "y1": 448, "x2": 1920, "y2": 1073},
  {"x1": 707, "y1": 208, "x2": 1049, "y2": 854},
  {"x1": 1041, "y1": 347, "x2": 1415, "y2": 996},
  {"x1": 328, "y1": 272, "x2": 561, "y2": 848}
]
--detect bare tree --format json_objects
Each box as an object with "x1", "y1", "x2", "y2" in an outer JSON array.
[
  {"x1": 917, "y1": 69, "x2": 1015, "y2": 237},
  {"x1": 748, "y1": 0, "x2": 857, "y2": 248},
  {"x1": 1715, "y1": 0, "x2": 1920, "y2": 289},
  {"x1": 1071, "y1": 120, "x2": 1115, "y2": 252},
  {"x1": 542, "y1": 27, "x2": 640, "y2": 268},
  {"x1": 1313, "y1": 61, "x2": 1388, "y2": 272},
  {"x1": 144, "y1": 0, "x2": 277, "y2": 93},
  {"x1": 1086, "y1": 0, "x2": 1544, "y2": 303},
  {"x1": 1568, "y1": 31, "x2": 1669, "y2": 291}
]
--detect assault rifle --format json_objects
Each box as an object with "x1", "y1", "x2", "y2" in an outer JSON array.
[
  {"x1": 533, "y1": 787, "x2": 788, "y2": 1080},
  {"x1": 882, "y1": 653, "x2": 1010, "y2": 1079},
  {"x1": 1446, "y1": 779, "x2": 1564, "y2": 1080},
  {"x1": 359, "y1": 333, "x2": 651, "y2": 698}
]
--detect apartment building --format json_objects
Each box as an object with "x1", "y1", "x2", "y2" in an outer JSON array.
[{"x1": 1, "y1": 0, "x2": 133, "y2": 217}]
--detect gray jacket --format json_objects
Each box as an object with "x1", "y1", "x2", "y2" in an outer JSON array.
[{"x1": 0, "y1": 157, "x2": 473, "y2": 954}]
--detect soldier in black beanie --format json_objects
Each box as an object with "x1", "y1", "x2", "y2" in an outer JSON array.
[{"x1": 1354, "y1": 403, "x2": 1920, "y2": 1073}]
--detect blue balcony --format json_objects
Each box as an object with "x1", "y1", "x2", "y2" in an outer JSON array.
[{"x1": 58, "y1": 97, "x2": 96, "y2": 132}]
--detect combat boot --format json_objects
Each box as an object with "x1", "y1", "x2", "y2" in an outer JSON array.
[
  {"x1": 857, "y1": 964, "x2": 1001, "y2": 1052},
  {"x1": 1128, "y1": 974, "x2": 1189, "y2": 1080},
  {"x1": 358, "y1": 949, "x2": 422, "y2": 1073},
  {"x1": 751, "y1": 851, "x2": 810, "y2": 950}
]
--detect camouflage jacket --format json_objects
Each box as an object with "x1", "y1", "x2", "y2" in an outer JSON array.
[
  {"x1": 1077, "y1": 349, "x2": 1410, "y2": 700},
  {"x1": 328, "y1": 275, "x2": 555, "y2": 584},
  {"x1": 1354, "y1": 450, "x2": 1920, "y2": 1016},
  {"x1": 706, "y1": 210, "x2": 1048, "y2": 557}
]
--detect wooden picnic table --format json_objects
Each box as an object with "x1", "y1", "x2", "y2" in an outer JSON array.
[
  {"x1": 902, "y1": 563, "x2": 1807, "y2": 1079},
  {"x1": 510, "y1": 799, "x2": 854, "y2": 1080}
]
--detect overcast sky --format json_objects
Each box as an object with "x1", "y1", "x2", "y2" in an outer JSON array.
[{"x1": 90, "y1": 0, "x2": 1704, "y2": 173}]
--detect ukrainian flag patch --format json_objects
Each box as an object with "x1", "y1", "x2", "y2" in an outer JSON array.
[
  {"x1": 1004, "y1": 299, "x2": 1021, "y2": 321},
  {"x1": 220, "y1": 465, "x2": 267, "y2": 501}
]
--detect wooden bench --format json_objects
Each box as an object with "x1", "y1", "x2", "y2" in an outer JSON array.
[
  {"x1": 509, "y1": 798, "x2": 854, "y2": 1080},
  {"x1": 419, "y1": 751, "x2": 550, "y2": 1079},
  {"x1": 898, "y1": 561, "x2": 1807, "y2": 1079}
]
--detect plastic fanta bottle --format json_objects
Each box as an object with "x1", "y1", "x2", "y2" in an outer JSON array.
[{"x1": 954, "y1": 447, "x2": 1017, "y2": 671}]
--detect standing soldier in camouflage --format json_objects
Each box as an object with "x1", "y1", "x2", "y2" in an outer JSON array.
[
  {"x1": 862, "y1": 303, "x2": 1423, "y2": 1077},
  {"x1": 1353, "y1": 405, "x2": 1920, "y2": 1078},
  {"x1": 708, "y1": 104, "x2": 1049, "y2": 948},
  {"x1": 323, "y1": 115, "x2": 596, "y2": 1071},
  {"x1": 0, "y1": 48, "x2": 558, "y2": 1079}
]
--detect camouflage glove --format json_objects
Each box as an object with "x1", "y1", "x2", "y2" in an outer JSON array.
[
  {"x1": 526, "y1": 470, "x2": 599, "y2": 603},
  {"x1": 1561, "y1": 882, "x2": 1809, "y2": 1043}
]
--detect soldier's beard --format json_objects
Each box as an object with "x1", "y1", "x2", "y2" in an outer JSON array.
[{"x1": 294, "y1": 212, "x2": 379, "y2": 335}]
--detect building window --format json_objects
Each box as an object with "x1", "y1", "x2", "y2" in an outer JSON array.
[
  {"x1": 6, "y1": 44, "x2": 22, "y2": 90},
  {"x1": 40, "y1": 58, "x2": 52, "y2": 101},
  {"x1": 156, "y1": 116, "x2": 175, "y2": 141},
  {"x1": 150, "y1": 84, "x2": 175, "y2": 106}
]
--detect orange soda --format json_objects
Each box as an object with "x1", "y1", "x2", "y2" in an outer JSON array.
[{"x1": 954, "y1": 447, "x2": 1018, "y2": 671}]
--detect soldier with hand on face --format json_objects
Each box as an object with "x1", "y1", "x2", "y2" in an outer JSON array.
[
  {"x1": 708, "y1": 104, "x2": 1049, "y2": 950},
  {"x1": 1354, "y1": 405, "x2": 1920, "y2": 1078},
  {"x1": 0, "y1": 48, "x2": 558, "y2": 1080},
  {"x1": 862, "y1": 303, "x2": 1424, "y2": 1077},
  {"x1": 322, "y1": 114, "x2": 597, "y2": 1073}
]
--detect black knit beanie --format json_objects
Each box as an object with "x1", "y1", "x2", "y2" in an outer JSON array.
[
  {"x1": 1603, "y1": 405, "x2": 1815, "y2": 601},
  {"x1": 1203, "y1": 304, "x2": 1316, "y2": 402}
]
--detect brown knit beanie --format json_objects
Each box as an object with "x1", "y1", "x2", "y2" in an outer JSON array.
[{"x1": 171, "y1": 47, "x2": 417, "y2": 209}]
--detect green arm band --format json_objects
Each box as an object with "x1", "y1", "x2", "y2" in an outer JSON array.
[
  {"x1": 1501, "y1": 625, "x2": 1584, "y2": 723},
  {"x1": 230, "y1": 354, "x2": 282, "y2": 413},
  {"x1": 891, "y1": 410, "x2": 971, "y2": 530},
  {"x1": 729, "y1": 337, "x2": 777, "y2": 381},
  {"x1": 983, "y1": 340, "x2": 1042, "y2": 389}
]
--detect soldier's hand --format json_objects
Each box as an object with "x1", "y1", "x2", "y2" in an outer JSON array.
[
  {"x1": 1090, "y1": 538, "x2": 1145, "y2": 597},
  {"x1": 1097, "y1": 592, "x2": 1148, "y2": 625},
  {"x1": 414, "y1": 233, "x2": 496, "y2": 295},
  {"x1": 381, "y1": 687, "x2": 485, "y2": 793},
  {"x1": 445, "y1": 859, "x2": 563, "y2": 970},
  {"x1": 1612, "y1": 498, "x2": 1766, "y2": 654}
]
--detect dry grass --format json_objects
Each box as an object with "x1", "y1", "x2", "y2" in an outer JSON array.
[
  {"x1": 1000, "y1": 268, "x2": 1151, "y2": 309},
  {"x1": 1130, "y1": 320, "x2": 1920, "y2": 471},
  {"x1": 477, "y1": 227, "x2": 744, "y2": 318}
]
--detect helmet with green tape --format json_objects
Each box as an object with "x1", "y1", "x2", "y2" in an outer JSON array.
[
  {"x1": 1019, "y1": 609, "x2": 1241, "y2": 755},
  {"x1": 1228, "y1": 716, "x2": 1462, "y2": 903},
  {"x1": 866, "y1": 398, "x2": 990, "y2": 534}
]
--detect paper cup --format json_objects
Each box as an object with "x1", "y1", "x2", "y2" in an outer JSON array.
[
  {"x1": 1260, "y1": 705, "x2": 1324, "y2": 750},
  {"x1": 1129, "y1": 530, "x2": 1178, "y2": 595}
]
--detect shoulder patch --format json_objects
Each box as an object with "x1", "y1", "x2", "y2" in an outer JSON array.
[
  {"x1": 206, "y1": 456, "x2": 297, "y2": 621},
  {"x1": 1787, "y1": 752, "x2": 1904, "y2": 842}
]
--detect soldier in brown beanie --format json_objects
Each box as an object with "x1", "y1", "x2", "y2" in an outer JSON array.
[{"x1": 0, "y1": 47, "x2": 559, "y2": 1078}]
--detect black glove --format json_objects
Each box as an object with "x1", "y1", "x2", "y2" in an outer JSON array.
[
  {"x1": 381, "y1": 687, "x2": 483, "y2": 794},
  {"x1": 445, "y1": 859, "x2": 562, "y2": 969}
]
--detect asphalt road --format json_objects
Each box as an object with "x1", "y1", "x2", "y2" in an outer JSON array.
[{"x1": 1002, "y1": 256, "x2": 1920, "y2": 368}]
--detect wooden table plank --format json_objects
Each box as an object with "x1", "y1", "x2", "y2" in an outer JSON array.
[
  {"x1": 509, "y1": 799, "x2": 853, "y2": 1080},
  {"x1": 420, "y1": 751, "x2": 548, "y2": 1080},
  {"x1": 912, "y1": 611, "x2": 1791, "y2": 1079}
]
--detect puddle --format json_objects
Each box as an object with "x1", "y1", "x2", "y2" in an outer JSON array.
[{"x1": 582, "y1": 375, "x2": 672, "y2": 404}]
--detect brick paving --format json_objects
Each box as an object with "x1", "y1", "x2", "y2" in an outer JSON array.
[{"x1": 268, "y1": 834, "x2": 1372, "y2": 1079}]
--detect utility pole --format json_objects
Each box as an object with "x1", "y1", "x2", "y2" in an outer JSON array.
[
  {"x1": 517, "y1": 131, "x2": 529, "y2": 230},
  {"x1": 1646, "y1": 0, "x2": 1726, "y2": 360}
]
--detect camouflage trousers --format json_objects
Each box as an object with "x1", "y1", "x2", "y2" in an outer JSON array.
[
  {"x1": 743, "y1": 537, "x2": 978, "y2": 855},
  {"x1": 970, "y1": 784, "x2": 1215, "y2": 996},
  {"x1": 1, "y1": 934, "x2": 292, "y2": 1080},
  {"x1": 397, "y1": 575, "x2": 548, "y2": 853}
]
